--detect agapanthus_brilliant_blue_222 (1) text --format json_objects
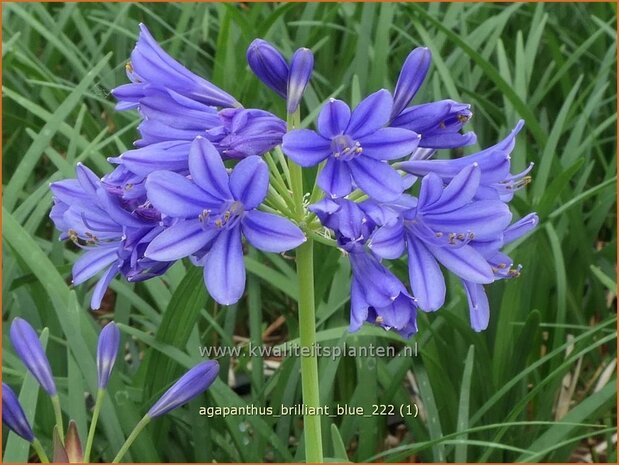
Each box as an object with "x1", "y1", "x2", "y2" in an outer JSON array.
[{"x1": 49, "y1": 23, "x2": 538, "y2": 336}]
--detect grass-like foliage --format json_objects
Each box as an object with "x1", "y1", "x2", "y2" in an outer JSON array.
[{"x1": 2, "y1": 2, "x2": 617, "y2": 462}]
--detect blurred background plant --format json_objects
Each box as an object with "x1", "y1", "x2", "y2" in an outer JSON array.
[{"x1": 2, "y1": 2, "x2": 616, "y2": 462}]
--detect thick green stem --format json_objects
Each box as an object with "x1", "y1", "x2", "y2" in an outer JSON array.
[
  {"x1": 50, "y1": 394, "x2": 64, "y2": 444},
  {"x1": 112, "y1": 415, "x2": 151, "y2": 463},
  {"x1": 84, "y1": 388, "x2": 105, "y2": 462},
  {"x1": 32, "y1": 438, "x2": 50, "y2": 463},
  {"x1": 287, "y1": 110, "x2": 324, "y2": 462}
]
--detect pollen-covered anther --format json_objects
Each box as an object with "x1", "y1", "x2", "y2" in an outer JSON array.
[
  {"x1": 125, "y1": 61, "x2": 133, "y2": 73},
  {"x1": 457, "y1": 113, "x2": 470, "y2": 123},
  {"x1": 198, "y1": 209, "x2": 211, "y2": 222},
  {"x1": 375, "y1": 316, "x2": 384, "y2": 324}
]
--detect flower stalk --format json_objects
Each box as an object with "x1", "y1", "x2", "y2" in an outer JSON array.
[
  {"x1": 50, "y1": 395, "x2": 64, "y2": 444},
  {"x1": 84, "y1": 389, "x2": 105, "y2": 462},
  {"x1": 287, "y1": 109, "x2": 324, "y2": 462},
  {"x1": 32, "y1": 438, "x2": 50, "y2": 463},
  {"x1": 112, "y1": 415, "x2": 151, "y2": 463}
]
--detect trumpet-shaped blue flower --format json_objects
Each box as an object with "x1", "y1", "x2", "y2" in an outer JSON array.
[
  {"x1": 369, "y1": 164, "x2": 513, "y2": 313},
  {"x1": 398, "y1": 120, "x2": 532, "y2": 201},
  {"x1": 109, "y1": 107, "x2": 285, "y2": 181},
  {"x1": 10, "y1": 318, "x2": 56, "y2": 396},
  {"x1": 50, "y1": 164, "x2": 173, "y2": 309},
  {"x1": 2, "y1": 383, "x2": 35, "y2": 442},
  {"x1": 310, "y1": 198, "x2": 417, "y2": 337},
  {"x1": 112, "y1": 23, "x2": 239, "y2": 111},
  {"x1": 283, "y1": 90, "x2": 420, "y2": 201},
  {"x1": 97, "y1": 322, "x2": 120, "y2": 389},
  {"x1": 147, "y1": 360, "x2": 219, "y2": 418},
  {"x1": 145, "y1": 137, "x2": 306, "y2": 305}
]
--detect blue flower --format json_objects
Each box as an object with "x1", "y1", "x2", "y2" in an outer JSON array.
[
  {"x1": 2, "y1": 383, "x2": 35, "y2": 442},
  {"x1": 10, "y1": 318, "x2": 56, "y2": 396},
  {"x1": 144, "y1": 137, "x2": 306, "y2": 305},
  {"x1": 97, "y1": 322, "x2": 120, "y2": 389},
  {"x1": 246, "y1": 39, "x2": 314, "y2": 113},
  {"x1": 310, "y1": 199, "x2": 417, "y2": 338},
  {"x1": 283, "y1": 90, "x2": 420, "y2": 201},
  {"x1": 112, "y1": 23, "x2": 239, "y2": 111},
  {"x1": 369, "y1": 164, "x2": 513, "y2": 313},
  {"x1": 398, "y1": 120, "x2": 532, "y2": 201},
  {"x1": 147, "y1": 360, "x2": 219, "y2": 418},
  {"x1": 50, "y1": 164, "x2": 173, "y2": 309},
  {"x1": 109, "y1": 107, "x2": 286, "y2": 181},
  {"x1": 387, "y1": 47, "x2": 475, "y2": 149}
]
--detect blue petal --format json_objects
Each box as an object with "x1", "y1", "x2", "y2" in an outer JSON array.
[
  {"x1": 76, "y1": 163, "x2": 101, "y2": 196},
  {"x1": 91, "y1": 264, "x2": 120, "y2": 310},
  {"x1": 204, "y1": 225, "x2": 245, "y2": 305},
  {"x1": 461, "y1": 279, "x2": 490, "y2": 332},
  {"x1": 317, "y1": 159, "x2": 353, "y2": 198},
  {"x1": 114, "y1": 141, "x2": 191, "y2": 177},
  {"x1": 430, "y1": 163, "x2": 480, "y2": 212},
  {"x1": 347, "y1": 89, "x2": 392, "y2": 139},
  {"x1": 391, "y1": 100, "x2": 454, "y2": 132},
  {"x1": 420, "y1": 131, "x2": 477, "y2": 149},
  {"x1": 375, "y1": 292, "x2": 417, "y2": 333},
  {"x1": 423, "y1": 200, "x2": 512, "y2": 241},
  {"x1": 369, "y1": 221, "x2": 405, "y2": 259},
  {"x1": 391, "y1": 47, "x2": 432, "y2": 119},
  {"x1": 188, "y1": 137, "x2": 232, "y2": 200},
  {"x1": 349, "y1": 277, "x2": 369, "y2": 333},
  {"x1": 246, "y1": 39, "x2": 289, "y2": 99},
  {"x1": 72, "y1": 246, "x2": 119, "y2": 285},
  {"x1": 348, "y1": 157, "x2": 403, "y2": 202},
  {"x1": 361, "y1": 128, "x2": 420, "y2": 161},
  {"x1": 407, "y1": 238, "x2": 445, "y2": 311},
  {"x1": 145, "y1": 220, "x2": 218, "y2": 261},
  {"x1": 503, "y1": 213, "x2": 539, "y2": 244},
  {"x1": 242, "y1": 210, "x2": 306, "y2": 252},
  {"x1": 229, "y1": 156, "x2": 269, "y2": 209},
  {"x1": 317, "y1": 99, "x2": 351, "y2": 138},
  {"x1": 427, "y1": 244, "x2": 494, "y2": 284},
  {"x1": 282, "y1": 129, "x2": 331, "y2": 167},
  {"x1": 146, "y1": 171, "x2": 217, "y2": 218},
  {"x1": 417, "y1": 173, "x2": 444, "y2": 208}
]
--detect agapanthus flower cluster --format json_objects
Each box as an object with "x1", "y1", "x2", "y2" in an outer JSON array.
[
  {"x1": 49, "y1": 24, "x2": 537, "y2": 337},
  {"x1": 3, "y1": 318, "x2": 219, "y2": 462}
]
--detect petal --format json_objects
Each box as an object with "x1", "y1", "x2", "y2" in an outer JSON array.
[
  {"x1": 242, "y1": 210, "x2": 306, "y2": 252},
  {"x1": 376, "y1": 292, "x2": 416, "y2": 331},
  {"x1": 369, "y1": 221, "x2": 406, "y2": 259},
  {"x1": 145, "y1": 171, "x2": 217, "y2": 219},
  {"x1": 349, "y1": 277, "x2": 370, "y2": 333},
  {"x1": 391, "y1": 47, "x2": 432, "y2": 119},
  {"x1": 347, "y1": 89, "x2": 392, "y2": 138},
  {"x1": 282, "y1": 129, "x2": 331, "y2": 167},
  {"x1": 420, "y1": 131, "x2": 477, "y2": 149},
  {"x1": 188, "y1": 137, "x2": 232, "y2": 200},
  {"x1": 145, "y1": 220, "x2": 218, "y2": 261},
  {"x1": 391, "y1": 100, "x2": 453, "y2": 133},
  {"x1": 76, "y1": 163, "x2": 101, "y2": 196},
  {"x1": 317, "y1": 99, "x2": 351, "y2": 138},
  {"x1": 91, "y1": 264, "x2": 120, "y2": 310},
  {"x1": 461, "y1": 280, "x2": 490, "y2": 332},
  {"x1": 361, "y1": 128, "x2": 420, "y2": 161},
  {"x1": 407, "y1": 238, "x2": 445, "y2": 311},
  {"x1": 229, "y1": 156, "x2": 269, "y2": 209},
  {"x1": 430, "y1": 163, "x2": 480, "y2": 212},
  {"x1": 348, "y1": 157, "x2": 403, "y2": 202},
  {"x1": 417, "y1": 173, "x2": 444, "y2": 208},
  {"x1": 72, "y1": 246, "x2": 119, "y2": 285},
  {"x1": 423, "y1": 200, "x2": 512, "y2": 241},
  {"x1": 317, "y1": 159, "x2": 353, "y2": 198},
  {"x1": 204, "y1": 226, "x2": 245, "y2": 305},
  {"x1": 503, "y1": 213, "x2": 539, "y2": 244},
  {"x1": 113, "y1": 141, "x2": 191, "y2": 177},
  {"x1": 427, "y1": 244, "x2": 494, "y2": 284}
]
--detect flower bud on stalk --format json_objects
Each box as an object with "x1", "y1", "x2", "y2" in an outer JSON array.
[
  {"x1": 97, "y1": 322, "x2": 120, "y2": 389},
  {"x1": 2, "y1": 383, "x2": 34, "y2": 442},
  {"x1": 287, "y1": 48, "x2": 314, "y2": 114},
  {"x1": 246, "y1": 39, "x2": 289, "y2": 98}
]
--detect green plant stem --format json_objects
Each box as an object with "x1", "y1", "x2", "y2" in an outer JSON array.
[
  {"x1": 84, "y1": 388, "x2": 105, "y2": 462},
  {"x1": 112, "y1": 415, "x2": 151, "y2": 463},
  {"x1": 287, "y1": 109, "x2": 324, "y2": 463},
  {"x1": 32, "y1": 438, "x2": 50, "y2": 463},
  {"x1": 50, "y1": 394, "x2": 64, "y2": 444}
]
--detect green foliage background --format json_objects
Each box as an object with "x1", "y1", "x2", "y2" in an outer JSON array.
[{"x1": 2, "y1": 2, "x2": 617, "y2": 463}]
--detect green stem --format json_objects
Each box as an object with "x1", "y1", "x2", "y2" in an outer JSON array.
[
  {"x1": 84, "y1": 388, "x2": 105, "y2": 462},
  {"x1": 112, "y1": 415, "x2": 151, "y2": 463},
  {"x1": 287, "y1": 109, "x2": 324, "y2": 463},
  {"x1": 32, "y1": 438, "x2": 50, "y2": 463},
  {"x1": 50, "y1": 394, "x2": 64, "y2": 444}
]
